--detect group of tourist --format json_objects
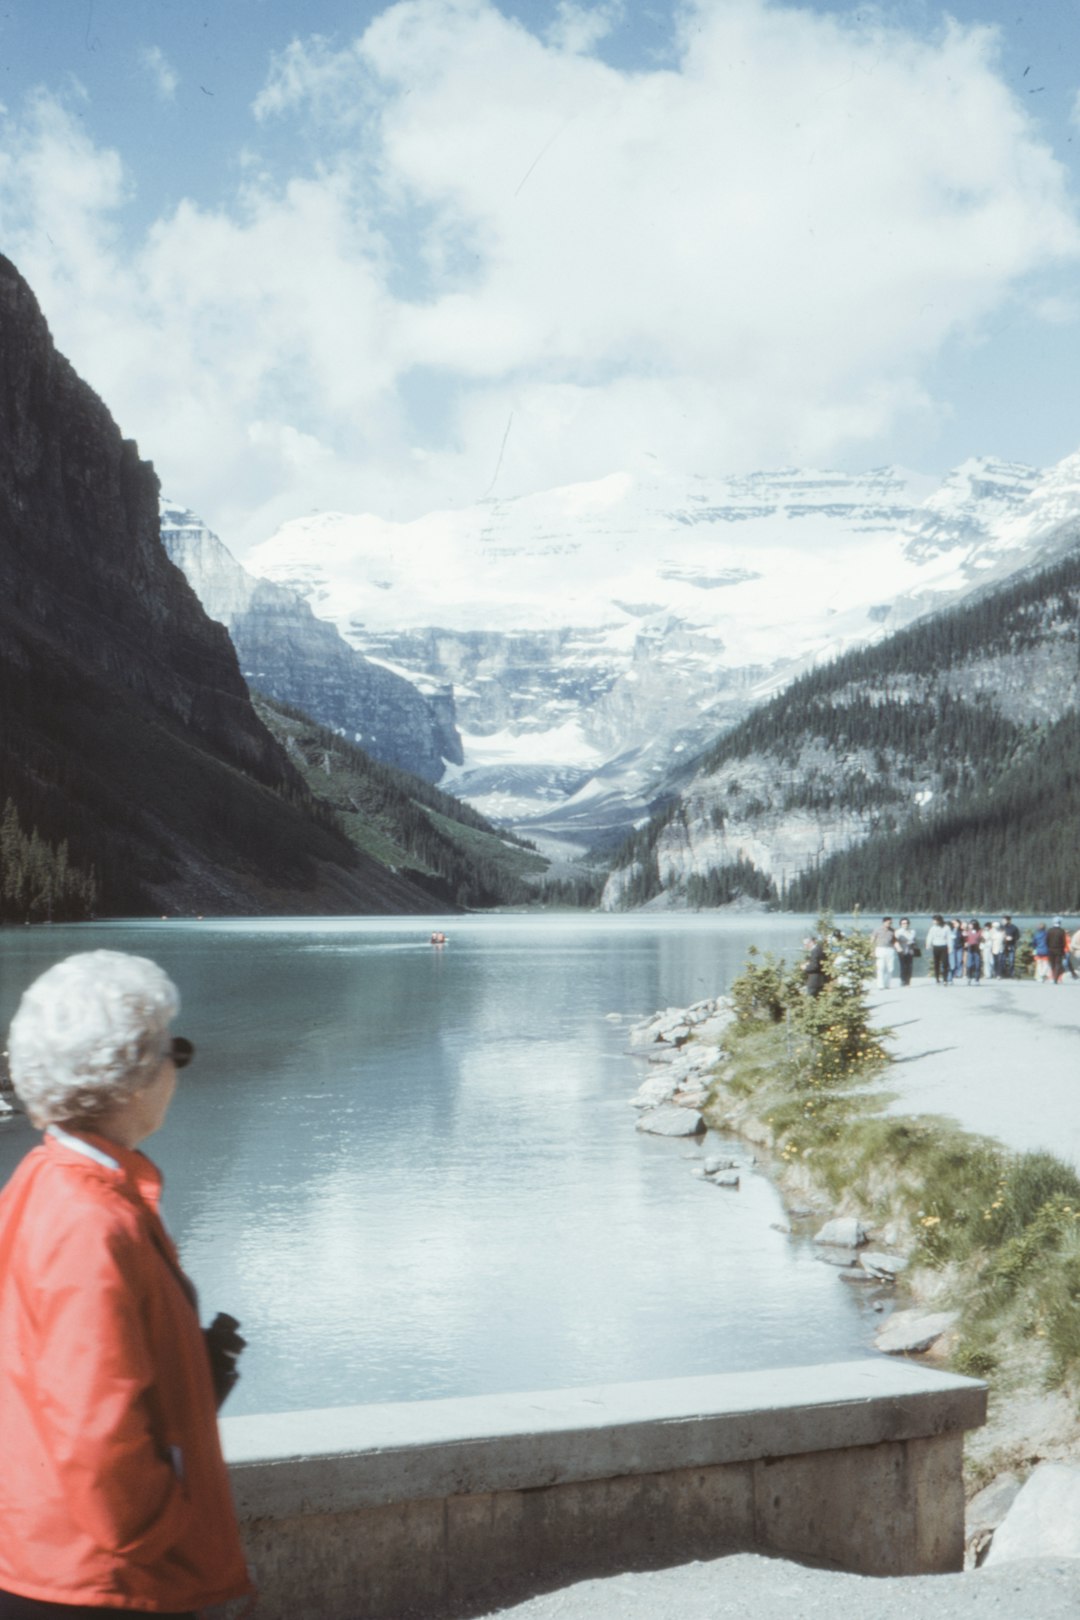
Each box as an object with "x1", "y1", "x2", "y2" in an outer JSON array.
[{"x1": 869, "y1": 915, "x2": 1077, "y2": 988}]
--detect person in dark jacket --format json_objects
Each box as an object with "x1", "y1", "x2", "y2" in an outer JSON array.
[
  {"x1": 802, "y1": 936, "x2": 827, "y2": 997},
  {"x1": 1047, "y1": 917, "x2": 1068, "y2": 984}
]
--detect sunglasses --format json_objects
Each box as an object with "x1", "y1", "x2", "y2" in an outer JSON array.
[{"x1": 168, "y1": 1036, "x2": 195, "y2": 1069}]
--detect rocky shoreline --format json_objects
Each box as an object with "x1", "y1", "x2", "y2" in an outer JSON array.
[{"x1": 624, "y1": 992, "x2": 1080, "y2": 1568}]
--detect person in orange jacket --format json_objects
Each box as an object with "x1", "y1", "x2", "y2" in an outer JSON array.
[{"x1": 0, "y1": 950, "x2": 253, "y2": 1618}]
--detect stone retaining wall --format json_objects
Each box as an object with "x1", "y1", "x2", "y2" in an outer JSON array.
[{"x1": 221, "y1": 1359, "x2": 986, "y2": 1620}]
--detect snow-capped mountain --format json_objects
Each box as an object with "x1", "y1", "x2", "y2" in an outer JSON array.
[
  {"x1": 241, "y1": 453, "x2": 1080, "y2": 851},
  {"x1": 160, "y1": 502, "x2": 462, "y2": 782}
]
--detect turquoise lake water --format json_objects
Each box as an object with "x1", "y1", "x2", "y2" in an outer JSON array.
[{"x1": 0, "y1": 913, "x2": 880, "y2": 1415}]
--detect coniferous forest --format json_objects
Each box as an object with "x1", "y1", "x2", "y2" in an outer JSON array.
[{"x1": 607, "y1": 539, "x2": 1080, "y2": 911}]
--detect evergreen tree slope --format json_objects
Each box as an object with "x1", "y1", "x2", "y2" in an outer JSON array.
[
  {"x1": 253, "y1": 696, "x2": 549, "y2": 910},
  {"x1": 603, "y1": 542, "x2": 1080, "y2": 910}
]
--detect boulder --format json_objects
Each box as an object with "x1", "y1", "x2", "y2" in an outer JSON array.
[
  {"x1": 984, "y1": 1462, "x2": 1080, "y2": 1564},
  {"x1": 874, "y1": 1309, "x2": 958, "y2": 1355},
  {"x1": 860, "y1": 1250, "x2": 909, "y2": 1280},
  {"x1": 966, "y1": 1473, "x2": 1023, "y2": 1566},
  {"x1": 630, "y1": 1074, "x2": 678, "y2": 1109},
  {"x1": 636, "y1": 1105, "x2": 706, "y2": 1138},
  {"x1": 711, "y1": 1170, "x2": 740, "y2": 1189},
  {"x1": 704, "y1": 1155, "x2": 740, "y2": 1174},
  {"x1": 813, "y1": 1217, "x2": 868, "y2": 1249}
]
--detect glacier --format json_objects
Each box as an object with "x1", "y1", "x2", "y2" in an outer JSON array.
[{"x1": 233, "y1": 450, "x2": 1080, "y2": 852}]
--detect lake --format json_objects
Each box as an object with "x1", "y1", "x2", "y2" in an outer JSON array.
[{"x1": 0, "y1": 913, "x2": 880, "y2": 1415}]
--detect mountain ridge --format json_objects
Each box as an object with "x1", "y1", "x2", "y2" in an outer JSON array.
[
  {"x1": 0, "y1": 254, "x2": 448, "y2": 918},
  {"x1": 237, "y1": 452, "x2": 1080, "y2": 852}
]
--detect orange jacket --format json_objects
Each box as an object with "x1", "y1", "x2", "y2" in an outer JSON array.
[{"x1": 0, "y1": 1128, "x2": 252, "y2": 1612}]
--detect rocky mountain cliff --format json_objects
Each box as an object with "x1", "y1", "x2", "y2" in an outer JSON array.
[
  {"x1": 242, "y1": 458, "x2": 1080, "y2": 854},
  {"x1": 160, "y1": 503, "x2": 462, "y2": 782},
  {"x1": 0, "y1": 255, "x2": 442, "y2": 917}
]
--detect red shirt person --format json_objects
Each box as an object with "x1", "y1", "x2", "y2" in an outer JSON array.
[{"x1": 0, "y1": 951, "x2": 252, "y2": 1618}]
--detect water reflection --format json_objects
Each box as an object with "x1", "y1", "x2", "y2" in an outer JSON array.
[{"x1": 0, "y1": 914, "x2": 877, "y2": 1414}]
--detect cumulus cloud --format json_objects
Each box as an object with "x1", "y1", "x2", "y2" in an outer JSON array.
[
  {"x1": 0, "y1": 0, "x2": 1077, "y2": 552},
  {"x1": 140, "y1": 45, "x2": 179, "y2": 101}
]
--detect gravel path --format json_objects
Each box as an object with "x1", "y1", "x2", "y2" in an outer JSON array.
[
  {"x1": 482, "y1": 1553, "x2": 1080, "y2": 1618},
  {"x1": 867, "y1": 976, "x2": 1080, "y2": 1171}
]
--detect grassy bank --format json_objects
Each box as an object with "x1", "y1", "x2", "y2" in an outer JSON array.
[{"x1": 703, "y1": 936, "x2": 1080, "y2": 1484}]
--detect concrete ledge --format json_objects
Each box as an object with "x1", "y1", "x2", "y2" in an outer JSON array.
[{"x1": 222, "y1": 1360, "x2": 986, "y2": 1619}]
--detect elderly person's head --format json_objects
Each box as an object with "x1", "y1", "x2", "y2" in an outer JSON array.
[{"x1": 8, "y1": 950, "x2": 186, "y2": 1137}]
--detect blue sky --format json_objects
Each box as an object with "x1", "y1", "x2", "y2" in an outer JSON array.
[{"x1": 4, "y1": 1, "x2": 1080, "y2": 551}]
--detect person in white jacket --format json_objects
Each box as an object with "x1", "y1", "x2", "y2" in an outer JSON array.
[
  {"x1": 925, "y1": 915, "x2": 952, "y2": 984},
  {"x1": 894, "y1": 918, "x2": 917, "y2": 987}
]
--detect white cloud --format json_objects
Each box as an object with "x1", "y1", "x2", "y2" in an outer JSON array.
[
  {"x1": 546, "y1": 2, "x2": 623, "y2": 55},
  {"x1": 0, "y1": 0, "x2": 1077, "y2": 554},
  {"x1": 140, "y1": 45, "x2": 179, "y2": 101}
]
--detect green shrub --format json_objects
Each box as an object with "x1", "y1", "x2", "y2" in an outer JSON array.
[{"x1": 729, "y1": 946, "x2": 798, "y2": 1026}]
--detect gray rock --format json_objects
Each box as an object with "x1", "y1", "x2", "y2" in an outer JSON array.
[
  {"x1": 966, "y1": 1473, "x2": 1023, "y2": 1566},
  {"x1": 984, "y1": 1462, "x2": 1080, "y2": 1564},
  {"x1": 874, "y1": 1309, "x2": 958, "y2": 1355},
  {"x1": 838, "y1": 1268, "x2": 880, "y2": 1283},
  {"x1": 860, "y1": 1250, "x2": 909, "y2": 1279},
  {"x1": 711, "y1": 1170, "x2": 740, "y2": 1188},
  {"x1": 816, "y1": 1249, "x2": 859, "y2": 1269},
  {"x1": 635, "y1": 1105, "x2": 706, "y2": 1138},
  {"x1": 630, "y1": 1074, "x2": 678, "y2": 1109},
  {"x1": 704, "y1": 1155, "x2": 740, "y2": 1174},
  {"x1": 814, "y1": 1217, "x2": 868, "y2": 1249}
]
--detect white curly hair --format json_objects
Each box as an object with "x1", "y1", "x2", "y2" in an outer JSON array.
[{"x1": 7, "y1": 950, "x2": 180, "y2": 1128}]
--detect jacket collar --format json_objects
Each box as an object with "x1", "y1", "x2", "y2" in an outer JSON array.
[{"x1": 45, "y1": 1125, "x2": 164, "y2": 1214}]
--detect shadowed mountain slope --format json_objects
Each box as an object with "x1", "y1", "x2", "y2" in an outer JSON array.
[{"x1": 0, "y1": 255, "x2": 442, "y2": 917}]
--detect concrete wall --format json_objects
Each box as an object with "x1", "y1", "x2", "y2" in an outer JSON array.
[{"x1": 221, "y1": 1359, "x2": 986, "y2": 1620}]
